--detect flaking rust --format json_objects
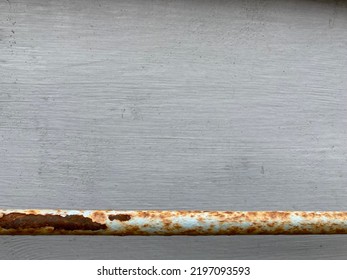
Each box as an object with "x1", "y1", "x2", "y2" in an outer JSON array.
[{"x1": 0, "y1": 209, "x2": 347, "y2": 235}]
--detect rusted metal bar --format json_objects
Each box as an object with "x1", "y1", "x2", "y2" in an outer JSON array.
[{"x1": 0, "y1": 209, "x2": 347, "y2": 235}]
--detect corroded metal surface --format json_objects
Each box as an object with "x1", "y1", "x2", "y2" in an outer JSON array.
[{"x1": 0, "y1": 210, "x2": 347, "y2": 235}]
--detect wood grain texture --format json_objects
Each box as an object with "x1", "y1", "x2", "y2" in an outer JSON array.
[{"x1": 0, "y1": 0, "x2": 347, "y2": 259}]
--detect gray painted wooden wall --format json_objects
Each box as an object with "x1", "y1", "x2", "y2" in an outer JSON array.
[{"x1": 1, "y1": 0, "x2": 347, "y2": 259}]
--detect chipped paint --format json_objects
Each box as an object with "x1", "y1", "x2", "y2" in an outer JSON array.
[{"x1": 0, "y1": 210, "x2": 346, "y2": 235}]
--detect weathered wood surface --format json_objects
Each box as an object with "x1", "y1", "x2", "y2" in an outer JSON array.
[{"x1": 0, "y1": 0, "x2": 347, "y2": 259}]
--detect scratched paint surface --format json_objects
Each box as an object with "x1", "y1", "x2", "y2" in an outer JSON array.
[{"x1": 1, "y1": 0, "x2": 347, "y2": 258}]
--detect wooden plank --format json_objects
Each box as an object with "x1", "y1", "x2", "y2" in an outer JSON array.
[{"x1": 0, "y1": 0, "x2": 347, "y2": 259}]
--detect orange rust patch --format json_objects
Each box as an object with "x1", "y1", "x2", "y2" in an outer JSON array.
[
  {"x1": 0, "y1": 213, "x2": 106, "y2": 231},
  {"x1": 109, "y1": 214, "x2": 131, "y2": 222},
  {"x1": 264, "y1": 211, "x2": 291, "y2": 220},
  {"x1": 172, "y1": 223, "x2": 183, "y2": 230},
  {"x1": 212, "y1": 212, "x2": 228, "y2": 219},
  {"x1": 136, "y1": 212, "x2": 150, "y2": 218},
  {"x1": 91, "y1": 211, "x2": 107, "y2": 224},
  {"x1": 163, "y1": 219, "x2": 172, "y2": 228},
  {"x1": 159, "y1": 212, "x2": 170, "y2": 219},
  {"x1": 246, "y1": 226, "x2": 258, "y2": 234},
  {"x1": 246, "y1": 212, "x2": 258, "y2": 217},
  {"x1": 224, "y1": 213, "x2": 243, "y2": 221},
  {"x1": 115, "y1": 225, "x2": 144, "y2": 235}
]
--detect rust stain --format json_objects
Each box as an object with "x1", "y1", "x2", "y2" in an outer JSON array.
[
  {"x1": 1, "y1": 210, "x2": 347, "y2": 235},
  {"x1": 163, "y1": 219, "x2": 172, "y2": 228},
  {"x1": 109, "y1": 214, "x2": 131, "y2": 222},
  {"x1": 0, "y1": 213, "x2": 106, "y2": 231},
  {"x1": 172, "y1": 223, "x2": 183, "y2": 230},
  {"x1": 136, "y1": 212, "x2": 150, "y2": 218},
  {"x1": 159, "y1": 212, "x2": 170, "y2": 220},
  {"x1": 264, "y1": 211, "x2": 291, "y2": 220},
  {"x1": 91, "y1": 211, "x2": 107, "y2": 224}
]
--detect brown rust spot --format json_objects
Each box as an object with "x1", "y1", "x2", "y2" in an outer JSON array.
[
  {"x1": 137, "y1": 211, "x2": 150, "y2": 218},
  {"x1": 163, "y1": 219, "x2": 172, "y2": 228},
  {"x1": 331, "y1": 212, "x2": 347, "y2": 219},
  {"x1": 109, "y1": 214, "x2": 131, "y2": 222},
  {"x1": 172, "y1": 223, "x2": 183, "y2": 230},
  {"x1": 115, "y1": 225, "x2": 144, "y2": 235},
  {"x1": 264, "y1": 211, "x2": 291, "y2": 221},
  {"x1": 301, "y1": 212, "x2": 308, "y2": 218},
  {"x1": 247, "y1": 212, "x2": 257, "y2": 216},
  {"x1": 224, "y1": 212, "x2": 243, "y2": 221},
  {"x1": 246, "y1": 226, "x2": 258, "y2": 234},
  {"x1": 159, "y1": 212, "x2": 170, "y2": 219},
  {"x1": 0, "y1": 213, "x2": 106, "y2": 231}
]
